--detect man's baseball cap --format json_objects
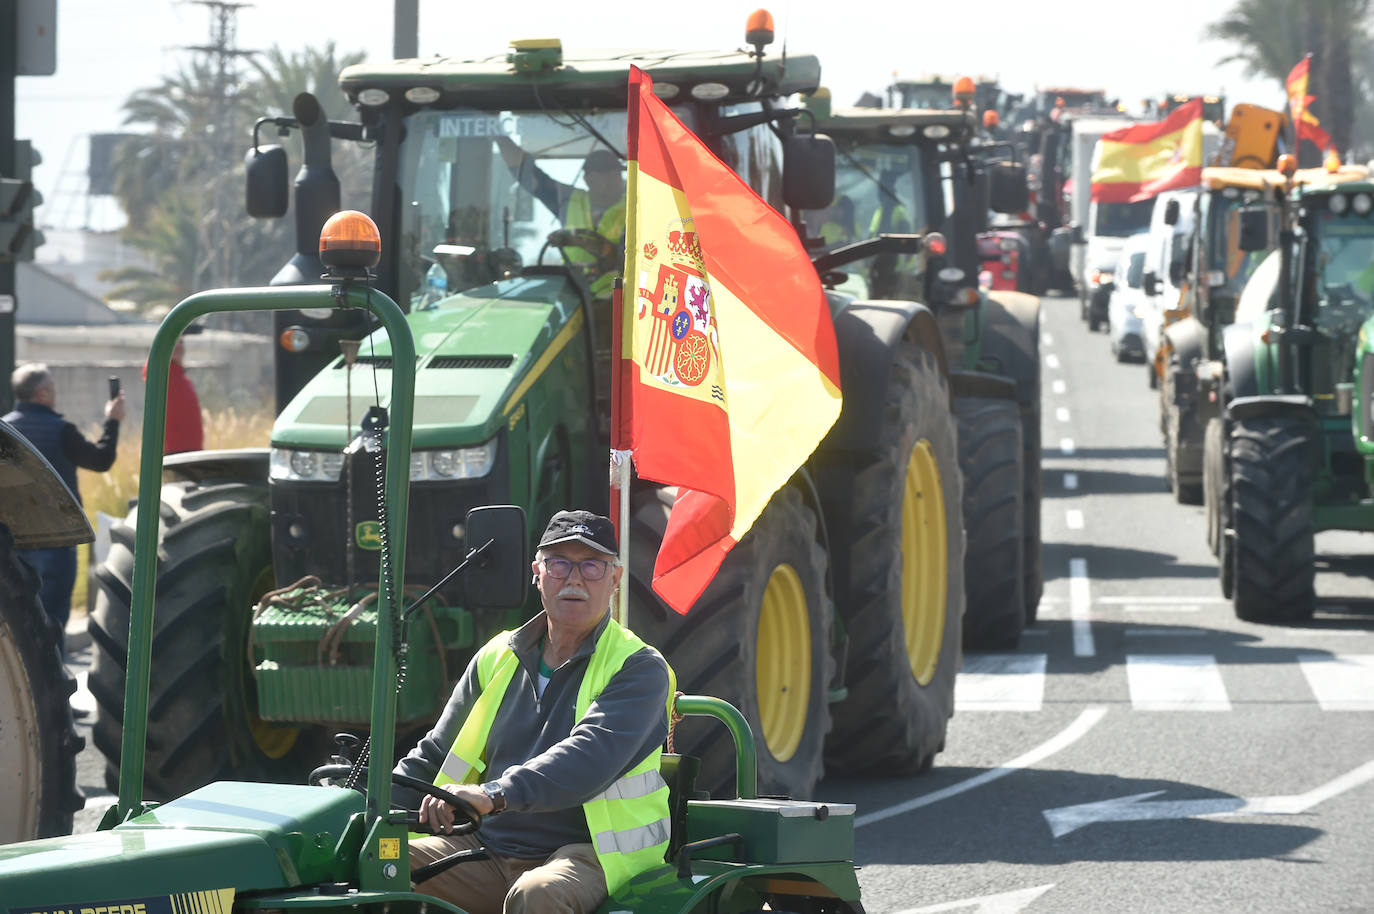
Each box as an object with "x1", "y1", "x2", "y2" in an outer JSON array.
[
  {"x1": 538, "y1": 510, "x2": 618, "y2": 556},
  {"x1": 583, "y1": 148, "x2": 622, "y2": 174}
]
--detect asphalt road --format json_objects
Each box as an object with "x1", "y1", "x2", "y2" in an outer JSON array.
[{"x1": 63, "y1": 290, "x2": 1374, "y2": 912}]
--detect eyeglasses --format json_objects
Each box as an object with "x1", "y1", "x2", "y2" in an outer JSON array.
[{"x1": 539, "y1": 556, "x2": 616, "y2": 581}]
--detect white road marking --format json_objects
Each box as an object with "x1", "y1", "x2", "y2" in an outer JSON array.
[
  {"x1": 855, "y1": 708, "x2": 1109, "y2": 828},
  {"x1": 1125, "y1": 627, "x2": 1208, "y2": 636},
  {"x1": 1055, "y1": 407, "x2": 1071, "y2": 422},
  {"x1": 71, "y1": 670, "x2": 95, "y2": 715},
  {"x1": 1127, "y1": 654, "x2": 1231, "y2": 710},
  {"x1": 1122, "y1": 604, "x2": 1203, "y2": 613},
  {"x1": 1042, "y1": 332, "x2": 1054, "y2": 346},
  {"x1": 1045, "y1": 353, "x2": 1061, "y2": 369},
  {"x1": 1065, "y1": 510, "x2": 1084, "y2": 529},
  {"x1": 956, "y1": 654, "x2": 1047, "y2": 711},
  {"x1": 1299, "y1": 654, "x2": 1374, "y2": 710},
  {"x1": 1052, "y1": 379, "x2": 1067, "y2": 395},
  {"x1": 1059, "y1": 438, "x2": 1075, "y2": 456},
  {"x1": 892, "y1": 884, "x2": 1056, "y2": 914},
  {"x1": 1043, "y1": 759, "x2": 1374, "y2": 838},
  {"x1": 1070, "y1": 558, "x2": 1094, "y2": 657},
  {"x1": 1064, "y1": 472, "x2": 1079, "y2": 490},
  {"x1": 1098, "y1": 595, "x2": 1227, "y2": 605}
]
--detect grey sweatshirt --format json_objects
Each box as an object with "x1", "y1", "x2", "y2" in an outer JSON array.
[{"x1": 394, "y1": 610, "x2": 671, "y2": 859}]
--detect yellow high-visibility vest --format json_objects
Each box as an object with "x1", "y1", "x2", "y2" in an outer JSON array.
[
  {"x1": 435, "y1": 618, "x2": 675, "y2": 895},
  {"x1": 566, "y1": 189, "x2": 626, "y2": 298}
]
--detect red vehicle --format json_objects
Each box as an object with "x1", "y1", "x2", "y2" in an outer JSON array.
[{"x1": 978, "y1": 228, "x2": 1030, "y2": 292}]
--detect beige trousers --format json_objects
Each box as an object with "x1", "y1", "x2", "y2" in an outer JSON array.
[{"x1": 409, "y1": 832, "x2": 607, "y2": 914}]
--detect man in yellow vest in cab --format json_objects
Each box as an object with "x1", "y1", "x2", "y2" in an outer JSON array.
[
  {"x1": 496, "y1": 137, "x2": 626, "y2": 298},
  {"x1": 396, "y1": 510, "x2": 674, "y2": 914}
]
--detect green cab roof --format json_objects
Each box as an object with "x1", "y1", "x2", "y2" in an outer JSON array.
[
  {"x1": 340, "y1": 47, "x2": 821, "y2": 111},
  {"x1": 815, "y1": 106, "x2": 976, "y2": 143}
]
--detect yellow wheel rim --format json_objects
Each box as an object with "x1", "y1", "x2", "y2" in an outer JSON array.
[
  {"x1": 755, "y1": 564, "x2": 811, "y2": 762},
  {"x1": 902, "y1": 440, "x2": 947, "y2": 686},
  {"x1": 245, "y1": 566, "x2": 300, "y2": 760}
]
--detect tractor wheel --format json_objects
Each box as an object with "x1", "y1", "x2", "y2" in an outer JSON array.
[
  {"x1": 1228, "y1": 417, "x2": 1316, "y2": 622},
  {"x1": 89, "y1": 480, "x2": 317, "y2": 800},
  {"x1": 0, "y1": 524, "x2": 83, "y2": 841},
  {"x1": 627, "y1": 484, "x2": 833, "y2": 800},
  {"x1": 955, "y1": 397, "x2": 1025, "y2": 648},
  {"x1": 824, "y1": 342, "x2": 963, "y2": 776},
  {"x1": 1163, "y1": 365, "x2": 1202, "y2": 504},
  {"x1": 1020, "y1": 400, "x2": 1043, "y2": 624},
  {"x1": 1203, "y1": 417, "x2": 1226, "y2": 558}
]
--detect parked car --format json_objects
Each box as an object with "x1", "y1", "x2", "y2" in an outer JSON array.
[{"x1": 1108, "y1": 233, "x2": 1151, "y2": 361}]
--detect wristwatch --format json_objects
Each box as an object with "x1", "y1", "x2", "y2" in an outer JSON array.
[{"x1": 480, "y1": 781, "x2": 507, "y2": 815}]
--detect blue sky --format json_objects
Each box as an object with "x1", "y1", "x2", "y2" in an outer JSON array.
[{"x1": 16, "y1": 0, "x2": 1282, "y2": 230}]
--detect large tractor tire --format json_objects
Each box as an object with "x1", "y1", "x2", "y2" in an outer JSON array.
[
  {"x1": 1019, "y1": 399, "x2": 1043, "y2": 624},
  {"x1": 955, "y1": 397, "x2": 1026, "y2": 648},
  {"x1": 824, "y1": 342, "x2": 963, "y2": 776},
  {"x1": 89, "y1": 479, "x2": 318, "y2": 800},
  {"x1": 0, "y1": 525, "x2": 83, "y2": 842},
  {"x1": 1228, "y1": 417, "x2": 1316, "y2": 621},
  {"x1": 1163, "y1": 362, "x2": 1203, "y2": 504},
  {"x1": 1203, "y1": 417, "x2": 1235, "y2": 599},
  {"x1": 627, "y1": 484, "x2": 833, "y2": 800}
]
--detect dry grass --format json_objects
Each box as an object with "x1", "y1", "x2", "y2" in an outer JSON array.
[{"x1": 72, "y1": 406, "x2": 274, "y2": 613}]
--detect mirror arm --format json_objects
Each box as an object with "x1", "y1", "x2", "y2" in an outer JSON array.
[
  {"x1": 401, "y1": 538, "x2": 496, "y2": 622},
  {"x1": 812, "y1": 233, "x2": 922, "y2": 272},
  {"x1": 703, "y1": 107, "x2": 808, "y2": 138},
  {"x1": 251, "y1": 115, "x2": 366, "y2": 152}
]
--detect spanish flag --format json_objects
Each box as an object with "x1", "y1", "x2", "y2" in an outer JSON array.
[
  {"x1": 1286, "y1": 54, "x2": 1333, "y2": 152},
  {"x1": 1090, "y1": 99, "x2": 1204, "y2": 203},
  {"x1": 614, "y1": 66, "x2": 842, "y2": 614}
]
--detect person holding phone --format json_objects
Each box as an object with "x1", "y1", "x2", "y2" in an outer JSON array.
[{"x1": 4, "y1": 362, "x2": 124, "y2": 650}]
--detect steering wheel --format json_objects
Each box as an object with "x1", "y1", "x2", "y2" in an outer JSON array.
[{"x1": 308, "y1": 764, "x2": 483, "y2": 836}]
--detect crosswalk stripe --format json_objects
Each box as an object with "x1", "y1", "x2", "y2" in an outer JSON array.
[
  {"x1": 1298, "y1": 654, "x2": 1374, "y2": 710},
  {"x1": 956, "y1": 654, "x2": 1047, "y2": 711},
  {"x1": 1126, "y1": 654, "x2": 1231, "y2": 711}
]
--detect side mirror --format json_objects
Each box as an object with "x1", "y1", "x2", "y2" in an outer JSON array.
[
  {"x1": 245, "y1": 144, "x2": 289, "y2": 218},
  {"x1": 1169, "y1": 257, "x2": 1186, "y2": 285},
  {"x1": 783, "y1": 133, "x2": 836, "y2": 211},
  {"x1": 1070, "y1": 222, "x2": 1085, "y2": 245},
  {"x1": 464, "y1": 506, "x2": 529, "y2": 609},
  {"x1": 1143, "y1": 271, "x2": 1160, "y2": 297},
  {"x1": 1238, "y1": 208, "x2": 1270, "y2": 251},
  {"x1": 988, "y1": 161, "x2": 1030, "y2": 215},
  {"x1": 1163, "y1": 198, "x2": 1180, "y2": 226}
]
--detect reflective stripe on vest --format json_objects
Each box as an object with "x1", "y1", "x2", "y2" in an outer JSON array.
[
  {"x1": 565, "y1": 189, "x2": 626, "y2": 263},
  {"x1": 438, "y1": 618, "x2": 675, "y2": 896}
]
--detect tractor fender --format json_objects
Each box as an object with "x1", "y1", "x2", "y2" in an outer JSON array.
[
  {"x1": 981, "y1": 290, "x2": 1041, "y2": 405},
  {"x1": 827, "y1": 299, "x2": 949, "y2": 452},
  {"x1": 1163, "y1": 316, "x2": 1206, "y2": 370},
  {"x1": 951, "y1": 369, "x2": 1019, "y2": 401},
  {"x1": 1227, "y1": 395, "x2": 1314, "y2": 424},
  {"x1": 162, "y1": 448, "x2": 270, "y2": 484},
  {"x1": 0, "y1": 418, "x2": 92, "y2": 549},
  {"x1": 1222, "y1": 322, "x2": 1261, "y2": 400}
]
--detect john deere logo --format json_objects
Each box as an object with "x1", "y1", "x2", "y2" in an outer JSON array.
[{"x1": 356, "y1": 521, "x2": 383, "y2": 550}]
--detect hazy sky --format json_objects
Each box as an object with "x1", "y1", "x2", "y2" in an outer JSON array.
[{"x1": 16, "y1": 0, "x2": 1282, "y2": 229}]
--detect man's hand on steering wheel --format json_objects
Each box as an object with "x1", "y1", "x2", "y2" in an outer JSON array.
[{"x1": 420, "y1": 782, "x2": 494, "y2": 835}]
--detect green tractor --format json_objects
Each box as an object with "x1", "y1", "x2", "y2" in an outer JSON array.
[
  {"x1": 1, "y1": 266, "x2": 866, "y2": 914},
  {"x1": 1205, "y1": 172, "x2": 1374, "y2": 619},
  {"x1": 0, "y1": 420, "x2": 86, "y2": 844},
  {"x1": 810, "y1": 102, "x2": 1041, "y2": 648},
  {"x1": 88, "y1": 25, "x2": 965, "y2": 806}
]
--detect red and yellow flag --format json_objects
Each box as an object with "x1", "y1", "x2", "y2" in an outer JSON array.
[
  {"x1": 614, "y1": 66, "x2": 842, "y2": 614},
  {"x1": 1286, "y1": 54, "x2": 1333, "y2": 152},
  {"x1": 1090, "y1": 99, "x2": 1204, "y2": 203}
]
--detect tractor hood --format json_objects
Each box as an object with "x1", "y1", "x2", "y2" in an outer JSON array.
[
  {"x1": 0, "y1": 782, "x2": 364, "y2": 907},
  {"x1": 272, "y1": 273, "x2": 583, "y2": 450}
]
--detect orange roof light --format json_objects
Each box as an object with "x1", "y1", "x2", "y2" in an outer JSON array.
[
  {"x1": 1277, "y1": 153, "x2": 1298, "y2": 178},
  {"x1": 1055, "y1": 96, "x2": 1066, "y2": 108},
  {"x1": 1325, "y1": 147, "x2": 1342, "y2": 173},
  {"x1": 983, "y1": 110, "x2": 1000, "y2": 129},
  {"x1": 745, "y1": 9, "x2": 775, "y2": 48},
  {"x1": 953, "y1": 76, "x2": 976, "y2": 108},
  {"x1": 319, "y1": 210, "x2": 382, "y2": 270}
]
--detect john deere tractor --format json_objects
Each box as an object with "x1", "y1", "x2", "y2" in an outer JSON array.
[
  {"x1": 0, "y1": 419, "x2": 86, "y2": 844},
  {"x1": 90, "y1": 20, "x2": 965, "y2": 806},
  {"x1": 1206, "y1": 168, "x2": 1374, "y2": 620},
  {"x1": 811, "y1": 101, "x2": 1041, "y2": 648},
  {"x1": 1, "y1": 256, "x2": 866, "y2": 914}
]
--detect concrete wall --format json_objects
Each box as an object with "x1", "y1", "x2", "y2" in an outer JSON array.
[{"x1": 15, "y1": 324, "x2": 273, "y2": 434}]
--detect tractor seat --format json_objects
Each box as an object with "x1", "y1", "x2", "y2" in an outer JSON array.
[{"x1": 658, "y1": 753, "x2": 707, "y2": 859}]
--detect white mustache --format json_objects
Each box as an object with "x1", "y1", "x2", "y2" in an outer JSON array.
[{"x1": 557, "y1": 586, "x2": 590, "y2": 600}]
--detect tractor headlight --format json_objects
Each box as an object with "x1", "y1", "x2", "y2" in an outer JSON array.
[
  {"x1": 270, "y1": 448, "x2": 346, "y2": 482},
  {"x1": 409, "y1": 441, "x2": 497, "y2": 481},
  {"x1": 1329, "y1": 193, "x2": 1350, "y2": 215},
  {"x1": 1353, "y1": 193, "x2": 1373, "y2": 216}
]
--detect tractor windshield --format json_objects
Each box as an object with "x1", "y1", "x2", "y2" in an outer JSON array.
[
  {"x1": 1209, "y1": 194, "x2": 1277, "y2": 292},
  {"x1": 1312, "y1": 211, "x2": 1374, "y2": 335},
  {"x1": 395, "y1": 107, "x2": 637, "y2": 309},
  {"x1": 820, "y1": 141, "x2": 926, "y2": 297}
]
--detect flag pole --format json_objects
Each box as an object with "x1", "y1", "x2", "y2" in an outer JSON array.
[{"x1": 610, "y1": 278, "x2": 631, "y2": 629}]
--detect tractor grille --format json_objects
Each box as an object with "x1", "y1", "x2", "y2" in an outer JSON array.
[{"x1": 429, "y1": 355, "x2": 514, "y2": 369}]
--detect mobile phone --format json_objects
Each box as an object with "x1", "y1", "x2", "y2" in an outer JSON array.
[{"x1": 108, "y1": 376, "x2": 120, "y2": 399}]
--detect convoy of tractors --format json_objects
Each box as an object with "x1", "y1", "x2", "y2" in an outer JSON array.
[{"x1": 0, "y1": 7, "x2": 1369, "y2": 913}]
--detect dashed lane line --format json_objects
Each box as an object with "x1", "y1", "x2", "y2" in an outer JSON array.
[
  {"x1": 1052, "y1": 379, "x2": 1067, "y2": 394},
  {"x1": 1056, "y1": 407, "x2": 1071, "y2": 422},
  {"x1": 1059, "y1": 438, "x2": 1075, "y2": 456},
  {"x1": 1064, "y1": 472, "x2": 1079, "y2": 490},
  {"x1": 1046, "y1": 353, "x2": 1061, "y2": 369},
  {"x1": 1070, "y1": 558, "x2": 1094, "y2": 657}
]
